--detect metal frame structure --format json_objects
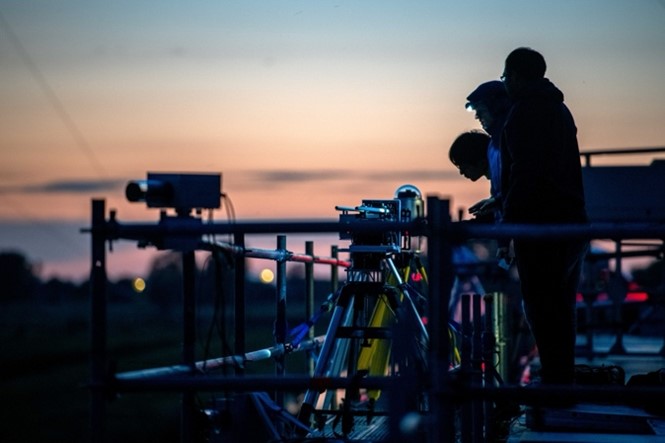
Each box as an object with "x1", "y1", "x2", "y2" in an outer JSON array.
[
  {"x1": 87, "y1": 196, "x2": 665, "y2": 443},
  {"x1": 578, "y1": 147, "x2": 665, "y2": 356}
]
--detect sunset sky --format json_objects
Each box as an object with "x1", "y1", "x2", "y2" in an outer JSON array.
[{"x1": 1, "y1": 1, "x2": 664, "y2": 282}]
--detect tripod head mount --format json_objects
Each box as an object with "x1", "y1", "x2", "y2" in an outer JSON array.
[{"x1": 335, "y1": 185, "x2": 425, "y2": 273}]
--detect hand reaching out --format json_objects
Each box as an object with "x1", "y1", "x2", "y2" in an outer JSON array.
[{"x1": 469, "y1": 197, "x2": 497, "y2": 217}]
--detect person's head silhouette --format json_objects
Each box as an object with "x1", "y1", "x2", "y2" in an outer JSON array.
[
  {"x1": 448, "y1": 130, "x2": 490, "y2": 182},
  {"x1": 465, "y1": 80, "x2": 511, "y2": 135},
  {"x1": 502, "y1": 47, "x2": 547, "y2": 99}
]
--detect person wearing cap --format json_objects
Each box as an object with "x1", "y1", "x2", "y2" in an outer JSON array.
[
  {"x1": 450, "y1": 97, "x2": 525, "y2": 433},
  {"x1": 500, "y1": 47, "x2": 588, "y2": 387},
  {"x1": 465, "y1": 80, "x2": 512, "y2": 222}
]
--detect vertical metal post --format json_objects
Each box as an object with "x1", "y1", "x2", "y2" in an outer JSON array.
[
  {"x1": 331, "y1": 245, "x2": 339, "y2": 293},
  {"x1": 426, "y1": 197, "x2": 455, "y2": 443},
  {"x1": 483, "y1": 295, "x2": 496, "y2": 386},
  {"x1": 472, "y1": 295, "x2": 484, "y2": 442},
  {"x1": 609, "y1": 240, "x2": 627, "y2": 354},
  {"x1": 492, "y1": 292, "x2": 510, "y2": 384},
  {"x1": 90, "y1": 199, "x2": 107, "y2": 443},
  {"x1": 584, "y1": 300, "x2": 594, "y2": 358},
  {"x1": 274, "y1": 235, "x2": 288, "y2": 406},
  {"x1": 483, "y1": 294, "x2": 495, "y2": 439},
  {"x1": 461, "y1": 293, "x2": 473, "y2": 443},
  {"x1": 305, "y1": 241, "x2": 315, "y2": 375},
  {"x1": 234, "y1": 233, "x2": 246, "y2": 376},
  {"x1": 181, "y1": 250, "x2": 196, "y2": 443},
  {"x1": 659, "y1": 244, "x2": 665, "y2": 356}
]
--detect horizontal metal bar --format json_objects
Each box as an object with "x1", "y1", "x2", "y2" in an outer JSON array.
[
  {"x1": 107, "y1": 375, "x2": 396, "y2": 393},
  {"x1": 200, "y1": 240, "x2": 352, "y2": 267},
  {"x1": 115, "y1": 365, "x2": 192, "y2": 380},
  {"x1": 455, "y1": 222, "x2": 665, "y2": 241},
  {"x1": 580, "y1": 146, "x2": 665, "y2": 157},
  {"x1": 463, "y1": 383, "x2": 665, "y2": 406},
  {"x1": 86, "y1": 218, "x2": 665, "y2": 243},
  {"x1": 114, "y1": 336, "x2": 327, "y2": 380},
  {"x1": 106, "y1": 373, "x2": 665, "y2": 406}
]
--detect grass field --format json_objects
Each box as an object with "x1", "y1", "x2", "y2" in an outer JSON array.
[{"x1": 1, "y1": 296, "x2": 294, "y2": 443}]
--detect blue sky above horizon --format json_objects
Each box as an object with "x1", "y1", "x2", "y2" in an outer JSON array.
[{"x1": 1, "y1": 1, "x2": 665, "y2": 281}]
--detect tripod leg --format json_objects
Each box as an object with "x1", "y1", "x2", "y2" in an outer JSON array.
[
  {"x1": 386, "y1": 257, "x2": 429, "y2": 343},
  {"x1": 298, "y1": 304, "x2": 345, "y2": 427},
  {"x1": 357, "y1": 295, "x2": 394, "y2": 403}
]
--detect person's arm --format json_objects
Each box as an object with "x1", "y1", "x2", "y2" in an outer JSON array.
[{"x1": 469, "y1": 197, "x2": 497, "y2": 217}]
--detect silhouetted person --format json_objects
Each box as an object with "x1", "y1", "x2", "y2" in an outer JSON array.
[
  {"x1": 447, "y1": 131, "x2": 492, "y2": 330},
  {"x1": 448, "y1": 131, "x2": 493, "y2": 225},
  {"x1": 500, "y1": 47, "x2": 588, "y2": 386},
  {"x1": 465, "y1": 80, "x2": 512, "y2": 221},
  {"x1": 449, "y1": 130, "x2": 491, "y2": 181}
]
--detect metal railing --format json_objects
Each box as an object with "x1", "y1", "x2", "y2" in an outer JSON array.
[{"x1": 86, "y1": 196, "x2": 665, "y2": 443}]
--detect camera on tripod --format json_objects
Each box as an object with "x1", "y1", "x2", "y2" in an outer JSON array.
[
  {"x1": 335, "y1": 185, "x2": 424, "y2": 270},
  {"x1": 336, "y1": 199, "x2": 402, "y2": 252}
]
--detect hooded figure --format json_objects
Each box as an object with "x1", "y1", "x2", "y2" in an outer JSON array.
[
  {"x1": 500, "y1": 47, "x2": 588, "y2": 387},
  {"x1": 501, "y1": 76, "x2": 587, "y2": 224},
  {"x1": 465, "y1": 80, "x2": 512, "y2": 222}
]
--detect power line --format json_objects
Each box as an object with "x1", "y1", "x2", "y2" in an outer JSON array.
[{"x1": 0, "y1": 9, "x2": 107, "y2": 177}]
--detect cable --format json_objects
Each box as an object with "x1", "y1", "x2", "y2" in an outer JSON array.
[
  {"x1": 222, "y1": 193, "x2": 236, "y2": 223},
  {"x1": 0, "y1": 10, "x2": 107, "y2": 178}
]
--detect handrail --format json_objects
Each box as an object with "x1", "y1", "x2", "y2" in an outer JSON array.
[
  {"x1": 87, "y1": 217, "x2": 665, "y2": 243},
  {"x1": 580, "y1": 146, "x2": 665, "y2": 166},
  {"x1": 88, "y1": 197, "x2": 665, "y2": 443}
]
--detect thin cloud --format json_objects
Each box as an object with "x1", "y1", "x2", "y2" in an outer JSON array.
[
  {"x1": 253, "y1": 169, "x2": 352, "y2": 183},
  {"x1": 248, "y1": 169, "x2": 460, "y2": 184},
  {"x1": 368, "y1": 170, "x2": 461, "y2": 181},
  {"x1": 0, "y1": 170, "x2": 464, "y2": 196},
  {"x1": 0, "y1": 179, "x2": 125, "y2": 194}
]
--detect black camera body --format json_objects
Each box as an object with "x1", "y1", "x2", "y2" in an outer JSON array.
[
  {"x1": 336, "y1": 186, "x2": 425, "y2": 273},
  {"x1": 126, "y1": 172, "x2": 222, "y2": 212},
  {"x1": 338, "y1": 199, "x2": 401, "y2": 248}
]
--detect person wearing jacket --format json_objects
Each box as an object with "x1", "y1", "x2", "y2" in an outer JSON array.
[
  {"x1": 465, "y1": 80, "x2": 512, "y2": 222},
  {"x1": 500, "y1": 47, "x2": 588, "y2": 387}
]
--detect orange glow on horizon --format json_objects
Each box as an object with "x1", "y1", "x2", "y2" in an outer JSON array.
[{"x1": 2, "y1": 2, "x2": 665, "y2": 282}]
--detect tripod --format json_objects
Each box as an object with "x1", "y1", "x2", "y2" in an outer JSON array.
[{"x1": 297, "y1": 248, "x2": 429, "y2": 437}]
